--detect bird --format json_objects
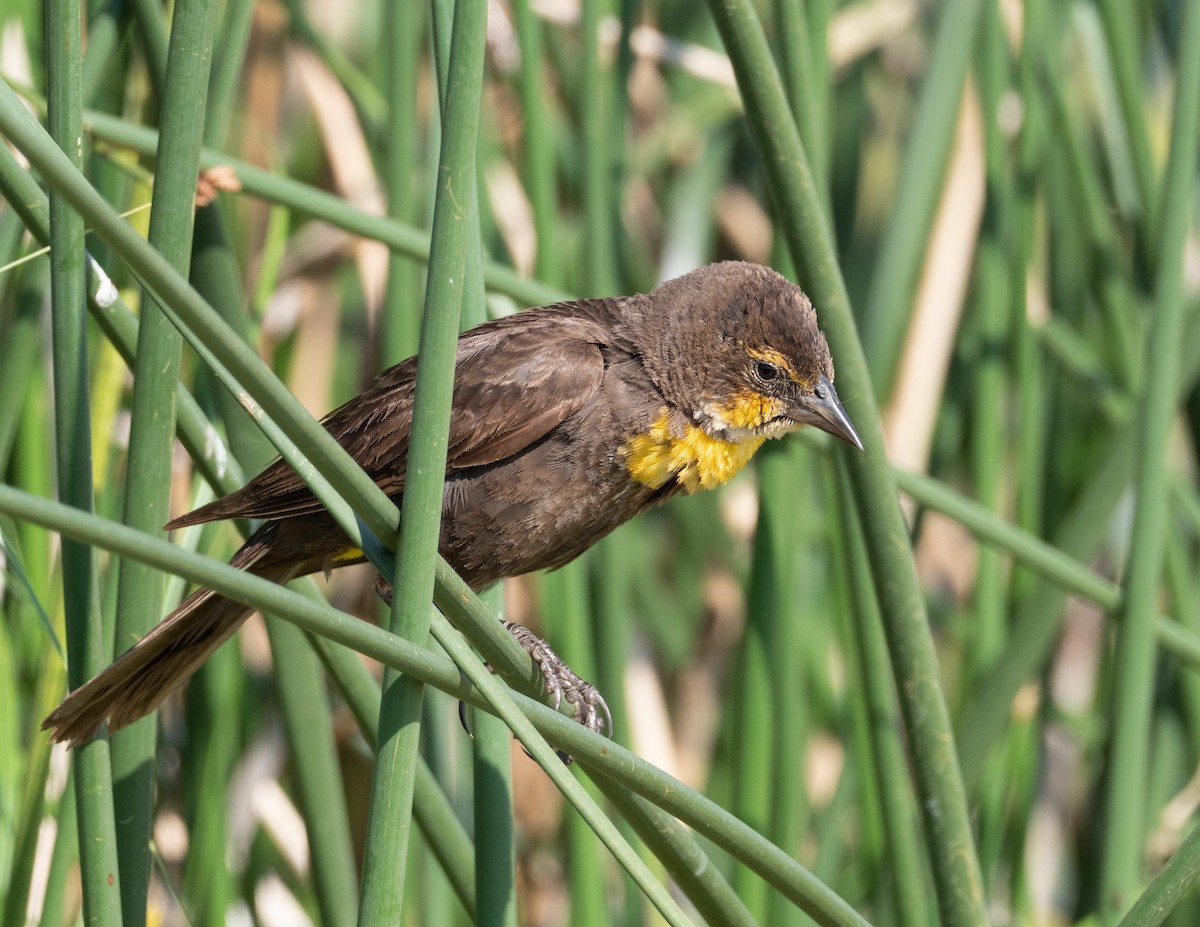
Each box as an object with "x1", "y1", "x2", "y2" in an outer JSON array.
[{"x1": 43, "y1": 261, "x2": 862, "y2": 746}]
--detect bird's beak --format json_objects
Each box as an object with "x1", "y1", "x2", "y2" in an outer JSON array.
[{"x1": 796, "y1": 375, "x2": 863, "y2": 450}]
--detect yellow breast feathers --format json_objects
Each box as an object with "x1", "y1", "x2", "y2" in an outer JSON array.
[{"x1": 621, "y1": 399, "x2": 779, "y2": 494}]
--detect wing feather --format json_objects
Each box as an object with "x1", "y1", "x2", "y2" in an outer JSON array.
[{"x1": 168, "y1": 311, "x2": 607, "y2": 528}]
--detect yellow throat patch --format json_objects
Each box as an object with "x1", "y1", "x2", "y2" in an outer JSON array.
[{"x1": 621, "y1": 394, "x2": 786, "y2": 494}]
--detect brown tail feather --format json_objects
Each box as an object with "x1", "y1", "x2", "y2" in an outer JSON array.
[{"x1": 43, "y1": 545, "x2": 299, "y2": 747}]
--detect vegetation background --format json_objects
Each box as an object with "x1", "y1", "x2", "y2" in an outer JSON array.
[{"x1": 1, "y1": 0, "x2": 1199, "y2": 925}]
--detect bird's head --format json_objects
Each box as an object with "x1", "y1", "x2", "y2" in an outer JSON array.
[{"x1": 634, "y1": 262, "x2": 863, "y2": 450}]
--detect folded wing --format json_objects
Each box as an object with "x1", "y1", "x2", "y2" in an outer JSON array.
[{"x1": 168, "y1": 314, "x2": 606, "y2": 527}]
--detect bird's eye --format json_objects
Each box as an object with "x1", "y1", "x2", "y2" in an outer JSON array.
[{"x1": 754, "y1": 361, "x2": 779, "y2": 381}]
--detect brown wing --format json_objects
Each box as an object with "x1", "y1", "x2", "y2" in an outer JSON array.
[{"x1": 168, "y1": 312, "x2": 607, "y2": 528}]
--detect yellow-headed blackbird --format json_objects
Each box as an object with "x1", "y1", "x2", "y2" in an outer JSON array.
[{"x1": 44, "y1": 261, "x2": 861, "y2": 745}]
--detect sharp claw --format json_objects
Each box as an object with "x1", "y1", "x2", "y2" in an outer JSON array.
[
  {"x1": 502, "y1": 621, "x2": 613, "y2": 741},
  {"x1": 454, "y1": 622, "x2": 611, "y2": 766},
  {"x1": 594, "y1": 693, "x2": 613, "y2": 737}
]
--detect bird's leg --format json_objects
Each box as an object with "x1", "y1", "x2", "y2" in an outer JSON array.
[
  {"x1": 371, "y1": 578, "x2": 611, "y2": 738},
  {"x1": 502, "y1": 621, "x2": 612, "y2": 738}
]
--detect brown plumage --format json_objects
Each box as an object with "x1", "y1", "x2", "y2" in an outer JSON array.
[{"x1": 44, "y1": 261, "x2": 861, "y2": 745}]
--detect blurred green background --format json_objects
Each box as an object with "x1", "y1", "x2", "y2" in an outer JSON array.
[{"x1": 2, "y1": 0, "x2": 1200, "y2": 925}]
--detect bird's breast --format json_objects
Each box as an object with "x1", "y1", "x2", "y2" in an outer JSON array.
[{"x1": 619, "y1": 409, "x2": 766, "y2": 494}]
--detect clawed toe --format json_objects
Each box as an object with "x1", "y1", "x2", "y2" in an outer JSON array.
[
  {"x1": 504, "y1": 621, "x2": 612, "y2": 737},
  {"x1": 564, "y1": 680, "x2": 612, "y2": 738},
  {"x1": 450, "y1": 619, "x2": 614, "y2": 762}
]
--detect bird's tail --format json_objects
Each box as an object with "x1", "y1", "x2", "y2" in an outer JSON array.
[{"x1": 43, "y1": 536, "x2": 299, "y2": 746}]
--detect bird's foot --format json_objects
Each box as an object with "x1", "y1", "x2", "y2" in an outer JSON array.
[
  {"x1": 372, "y1": 578, "x2": 612, "y2": 750},
  {"x1": 503, "y1": 621, "x2": 612, "y2": 738}
]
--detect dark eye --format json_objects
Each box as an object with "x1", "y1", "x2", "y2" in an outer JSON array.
[{"x1": 754, "y1": 361, "x2": 779, "y2": 381}]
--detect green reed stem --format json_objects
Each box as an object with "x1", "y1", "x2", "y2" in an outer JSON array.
[
  {"x1": 358, "y1": 0, "x2": 487, "y2": 917},
  {"x1": 109, "y1": 3, "x2": 221, "y2": 917},
  {"x1": 44, "y1": 1, "x2": 122, "y2": 921},
  {"x1": 704, "y1": 2, "x2": 987, "y2": 922},
  {"x1": 1098, "y1": 2, "x2": 1200, "y2": 920}
]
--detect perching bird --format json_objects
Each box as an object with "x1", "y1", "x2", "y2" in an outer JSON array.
[{"x1": 44, "y1": 261, "x2": 862, "y2": 745}]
